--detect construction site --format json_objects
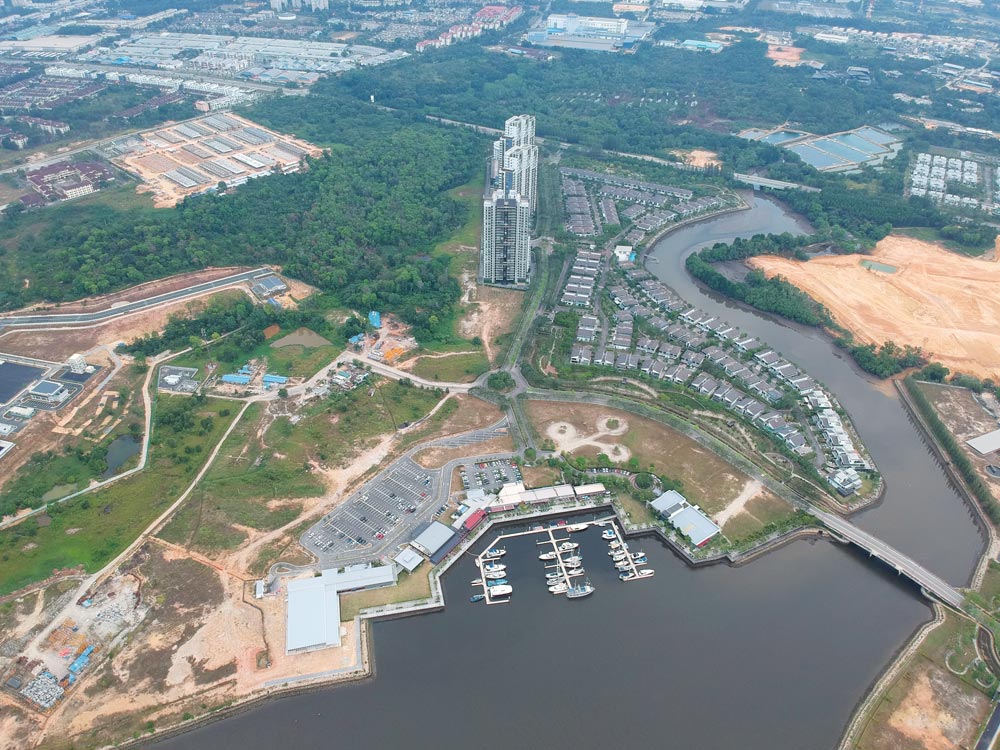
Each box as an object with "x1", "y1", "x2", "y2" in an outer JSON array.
[{"x1": 101, "y1": 113, "x2": 324, "y2": 207}]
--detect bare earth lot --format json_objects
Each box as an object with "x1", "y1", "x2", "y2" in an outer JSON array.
[{"x1": 749, "y1": 235, "x2": 1000, "y2": 378}]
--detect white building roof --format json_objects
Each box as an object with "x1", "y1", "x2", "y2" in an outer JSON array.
[
  {"x1": 285, "y1": 565, "x2": 396, "y2": 653},
  {"x1": 411, "y1": 521, "x2": 456, "y2": 556},
  {"x1": 393, "y1": 548, "x2": 424, "y2": 573},
  {"x1": 968, "y1": 428, "x2": 1000, "y2": 456}
]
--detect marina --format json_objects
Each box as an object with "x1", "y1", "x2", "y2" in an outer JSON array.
[{"x1": 470, "y1": 516, "x2": 656, "y2": 605}]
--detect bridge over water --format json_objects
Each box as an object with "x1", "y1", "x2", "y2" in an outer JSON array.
[{"x1": 810, "y1": 508, "x2": 965, "y2": 609}]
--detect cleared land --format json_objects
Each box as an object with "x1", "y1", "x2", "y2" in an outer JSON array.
[
  {"x1": 523, "y1": 400, "x2": 789, "y2": 533},
  {"x1": 749, "y1": 235, "x2": 1000, "y2": 378},
  {"x1": 0, "y1": 288, "x2": 250, "y2": 361},
  {"x1": 919, "y1": 382, "x2": 1000, "y2": 506},
  {"x1": 856, "y1": 613, "x2": 992, "y2": 750}
]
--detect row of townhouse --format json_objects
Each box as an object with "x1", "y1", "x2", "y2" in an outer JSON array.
[
  {"x1": 688, "y1": 371, "x2": 808, "y2": 452},
  {"x1": 753, "y1": 349, "x2": 817, "y2": 397},
  {"x1": 559, "y1": 167, "x2": 694, "y2": 200},
  {"x1": 808, "y1": 390, "x2": 869, "y2": 472},
  {"x1": 575, "y1": 314, "x2": 601, "y2": 343},
  {"x1": 561, "y1": 250, "x2": 602, "y2": 307}
]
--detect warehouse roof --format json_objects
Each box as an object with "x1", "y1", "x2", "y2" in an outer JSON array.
[
  {"x1": 411, "y1": 521, "x2": 456, "y2": 556},
  {"x1": 968, "y1": 428, "x2": 1000, "y2": 456},
  {"x1": 285, "y1": 565, "x2": 396, "y2": 652}
]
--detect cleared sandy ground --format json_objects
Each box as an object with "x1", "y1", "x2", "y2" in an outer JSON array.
[{"x1": 748, "y1": 235, "x2": 1000, "y2": 378}]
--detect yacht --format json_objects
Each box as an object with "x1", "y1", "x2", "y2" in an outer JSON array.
[
  {"x1": 548, "y1": 583, "x2": 569, "y2": 594},
  {"x1": 611, "y1": 552, "x2": 628, "y2": 562},
  {"x1": 615, "y1": 562, "x2": 632, "y2": 572},
  {"x1": 486, "y1": 578, "x2": 509, "y2": 587},
  {"x1": 558, "y1": 542, "x2": 579, "y2": 552},
  {"x1": 566, "y1": 523, "x2": 589, "y2": 533},
  {"x1": 601, "y1": 528, "x2": 616, "y2": 540},
  {"x1": 486, "y1": 571, "x2": 507, "y2": 580},
  {"x1": 483, "y1": 562, "x2": 506, "y2": 573},
  {"x1": 490, "y1": 584, "x2": 513, "y2": 597},
  {"x1": 630, "y1": 551, "x2": 645, "y2": 560},
  {"x1": 566, "y1": 581, "x2": 595, "y2": 599},
  {"x1": 608, "y1": 541, "x2": 622, "y2": 550},
  {"x1": 484, "y1": 547, "x2": 506, "y2": 559},
  {"x1": 471, "y1": 578, "x2": 483, "y2": 585},
  {"x1": 566, "y1": 567, "x2": 585, "y2": 577},
  {"x1": 633, "y1": 557, "x2": 648, "y2": 566},
  {"x1": 563, "y1": 555, "x2": 583, "y2": 567},
  {"x1": 470, "y1": 594, "x2": 485, "y2": 603},
  {"x1": 545, "y1": 571, "x2": 562, "y2": 580},
  {"x1": 539, "y1": 551, "x2": 558, "y2": 561}
]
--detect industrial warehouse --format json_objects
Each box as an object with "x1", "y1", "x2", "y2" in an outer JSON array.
[{"x1": 102, "y1": 112, "x2": 323, "y2": 207}]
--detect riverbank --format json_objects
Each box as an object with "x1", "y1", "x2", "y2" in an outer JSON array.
[{"x1": 833, "y1": 378, "x2": 999, "y2": 749}]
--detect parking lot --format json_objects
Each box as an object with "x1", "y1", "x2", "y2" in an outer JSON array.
[
  {"x1": 302, "y1": 456, "x2": 441, "y2": 562},
  {"x1": 458, "y1": 458, "x2": 522, "y2": 493}
]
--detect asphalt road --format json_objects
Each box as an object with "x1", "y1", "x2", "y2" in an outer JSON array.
[{"x1": 0, "y1": 268, "x2": 272, "y2": 328}]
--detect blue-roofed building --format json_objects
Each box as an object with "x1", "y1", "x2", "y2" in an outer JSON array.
[
  {"x1": 221, "y1": 374, "x2": 251, "y2": 385},
  {"x1": 369, "y1": 310, "x2": 382, "y2": 329}
]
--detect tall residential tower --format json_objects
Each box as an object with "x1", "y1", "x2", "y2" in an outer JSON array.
[{"x1": 481, "y1": 114, "x2": 537, "y2": 285}]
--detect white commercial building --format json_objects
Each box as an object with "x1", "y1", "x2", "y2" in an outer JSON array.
[{"x1": 285, "y1": 565, "x2": 396, "y2": 653}]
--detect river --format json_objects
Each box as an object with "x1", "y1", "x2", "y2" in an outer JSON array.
[{"x1": 156, "y1": 193, "x2": 983, "y2": 750}]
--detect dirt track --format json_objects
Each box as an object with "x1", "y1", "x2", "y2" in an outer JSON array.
[{"x1": 749, "y1": 235, "x2": 1000, "y2": 378}]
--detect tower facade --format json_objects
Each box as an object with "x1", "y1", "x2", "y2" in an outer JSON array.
[{"x1": 481, "y1": 189, "x2": 531, "y2": 285}]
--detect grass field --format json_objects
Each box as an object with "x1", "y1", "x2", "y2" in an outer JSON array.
[
  {"x1": 524, "y1": 400, "x2": 747, "y2": 514},
  {"x1": 0, "y1": 395, "x2": 237, "y2": 595},
  {"x1": 169, "y1": 326, "x2": 341, "y2": 380},
  {"x1": 409, "y1": 351, "x2": 490, "y2": 383},
  {"x1": 339, "y1": 569, "x2": 432, "y2": 621},
  {"x1": 161, "y1": 381, "x2": 443, "y2": 553}
]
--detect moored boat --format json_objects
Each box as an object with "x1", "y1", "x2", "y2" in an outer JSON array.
[
  {"x1": 566, "y1": 580, "x2": 595, "y2": 599},
  {"x1": 558, "y1": 542, "x2": 579, "y2": 552},
  {"x1": 545, "y1": 571, "x2": 562, "y2": 580},
  {"x1": 486, "y1": 571, "x2": 507, "y2": 580},
  {"x1": 483, "y1": 562, "x2": 506, "y2": 573},
  {"x1": 608, "y1": 541, "x2": 622, "y2": 550},
  {"x1": 539, "y1": 551, "x2": 557, "y2": 561},
  {"x1": 563, "y1": 555, "x2": 583, "y2": 567},
  {"x1": 471, "y1": 578, "x2": 483, "y2": 585},
  {"x1": 486, "y1": 578, "x2": 509, "y2": 586},
  {"x1": 566, "y1": 568, "x2": 585, "y2": 577},
  {"x1": 566, "y1": 523, "x2": 588, "y2": 533},
  {"x1": 485, "y1": 547, "x2": 506, "y2": 559},
  {"x1": 601, "y1": 528, "x2": 616, "y2": 540},
  {"x1": 615, "y1": 562, "x2": 631, "y2": 572},
  {"x1": 633, "y1": 557, "x2": 648, "y2": 566},
  {"x1": 490, "y1": 584, "x2": 513, "y2": 596},
  {"x1": 548, "y1": 583, "x2": 569, "y2": 594},
  {"x1": 630, "y1": 551, "x2": 645, "y2": 560},
  {"x1": 470, "y1": 594, "x2": 485, "y2": 603}
]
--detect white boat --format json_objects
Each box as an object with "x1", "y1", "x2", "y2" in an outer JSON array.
[
  {"x1": 566, "y1": 581, "x2": 595, "y2": 599},
  {"x1": 566, "y1": 523, "x2": 588, "y2": 533},
  {"x1": 483, "y1": 563, "x2": 506, "y2": 573},
  {"x1": 558, "y1": 542, "x2": 579, "y2": 552},
  {"x1": 545, "y1": 571, "x2": 562, "y2": 580},
  {"x1": 633, "y1": 558, "x2": 648, "y2": 567},
  {"x1": 615, "y1": 562, "x2": 631, "y2": 571},
  {"x1": 471, "y1": 578, "x2": 483, "y2": 585},
  {"x1": 566, "y1": 568, "x2": 585, "y2": 577},
  {"x1": 611, "y1": 552, "x2": 628, "y2": 562},
  {"x1": 638, "y1": 569, "x2": 654, "y2": 578},
  {"x1": 562, "y1": 555, "x2": 583, "y2": 567},
  {"x1": 485, "y1": 571, "x2": 507, "y2": 579},
  {"x1": 484, "y1": 547, "x2": 506, "y2": 559},
  {"x1": 601, "y1": 529, "x2": 616, "y2": 540},
  {"x1": 539, "y1": 551, "x2": 557, "y2": 561},
  {"x1": 630, "y1": 551, "x2": 645, "y2": 560},
  {"x1": 608, "y1": 541, "x2": 622, "y2": 549},
  {"x1": 490, "y1": 584, "x2": 513, "y2": 596},
  {"x1": 548, "y1": 583, "x2": 569, "y2": 594}
]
